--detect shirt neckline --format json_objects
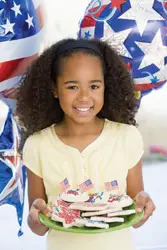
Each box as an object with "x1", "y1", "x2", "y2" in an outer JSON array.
[{"x1": 50, "y1": 119, "x2": 110, "y2": 155}]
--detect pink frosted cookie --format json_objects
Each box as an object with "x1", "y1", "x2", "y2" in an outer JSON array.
[
  {"x1": 51, "y1": 200, "x2": 81, "y2": 228},
  {"x1": 69, "y1": 202, "x2": 109, "y2": 211},
  {"x1": 90, "y1": 216, "x2": 124, "y2": 223},
  {"x1": 59, "y1": 189, "x2": 89, "y2": 203},
  {"x1": 107, "y1": 209, "x2": 136, "y2": 217},
  {"x1": 88, "y1": 192, "x2": 110, "y2": 204}
]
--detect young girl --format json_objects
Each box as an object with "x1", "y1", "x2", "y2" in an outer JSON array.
[{"x1": 16, "y1": 38, "x2": 155, "y2": 250}]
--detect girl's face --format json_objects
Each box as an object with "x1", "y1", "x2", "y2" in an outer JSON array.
[{"x1": 54, "y1": 52, "x2": 104, "y2": 124}]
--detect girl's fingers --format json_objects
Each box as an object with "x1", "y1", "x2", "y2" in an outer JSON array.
[
  {"x1": 135, "y1": 191, "x2": 149, "y2": 213},
  {"x1": 29, "y1": 205, "x2": 42, "y2": 225},
  {"x1": 142, "y1": 199, "x2": 156, "y2": 220},
  {"x1": 32, "y1": 198, "x2": 51, "y2": 217},
  {"x1": 133, "y1": 194, "x2": 156, "y2": 228}
]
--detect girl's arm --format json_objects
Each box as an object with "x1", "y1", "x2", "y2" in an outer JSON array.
[
  {"x1": 127, "y1": 159, "x2": 156, "y2": 228},
  {"x1": 27, "y1": 168, "x2": 51, "y2": 236},
  {"x1": 126, "y1": 159, "x2": 144, "y2": 198}
]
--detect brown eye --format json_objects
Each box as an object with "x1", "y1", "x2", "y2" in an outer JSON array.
[
  {"x1": 90, "y1": 85, "x2": 100, "y2": 89},
  {"x1": 67, "y1": 86, "x2": 78, "y2": 90}
]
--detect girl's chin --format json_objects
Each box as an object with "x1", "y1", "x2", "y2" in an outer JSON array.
[{"x1": 65, "y1": 115, "x2": 97, "y2": 124}]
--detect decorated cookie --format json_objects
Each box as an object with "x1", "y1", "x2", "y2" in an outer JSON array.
[
  {"x1": 81, "y1": 205, "x2": 122, "y2": 217},
  {"x1": 69, "y1": 202, "x2": 109, "y2": 211},
  {"x1": 73, "y1": 218, "x2": 88, "y2": 227},
  {"x1": 108, "y1": 194, "x2": 133, "y2": 208},
  {"x1": 90, "y1": 216, "x2": 124, "y2": 223},
  {"x1": 85, "y1": 219, "x2": 109, "y2": 229},
  {"x1": 88, "y1": 192, "x2": 110, "y2": 204},
  {"x1": 51, "y1": 200, "x2": 81, "y2": 228},
  {"x1": 107, "y1": 209, "x2": 136, "y2": 217},
  {"x1": 118, "y1": 194, "x2": 133, "y2": 207},
  {"x1": 59, "y1": 189, "x2": 89, "y2": 203}
]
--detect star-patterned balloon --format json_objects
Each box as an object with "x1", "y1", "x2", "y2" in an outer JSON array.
[
  {"x1": 78, "y1": 0, "x2": 167, "y2": 102},
  {"x1": 0, "y1": 100, "x2": 26, "y2": 236}
]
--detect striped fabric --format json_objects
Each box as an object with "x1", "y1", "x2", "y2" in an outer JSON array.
[{"x1": 0, "y1": 0, "x2": 44, "y2": 110}]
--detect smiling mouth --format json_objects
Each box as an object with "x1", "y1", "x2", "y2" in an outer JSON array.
[{"x1": 74, "y1": 107, "x2": 93, "y2": 112}]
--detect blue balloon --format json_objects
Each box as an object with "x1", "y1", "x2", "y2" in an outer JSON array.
[
  {"x1": 79, "y1": 0, "x2": 167, "y2": 102},
  {"x1": 0, "y1": 100, "x2": 26, "y2": 236}
]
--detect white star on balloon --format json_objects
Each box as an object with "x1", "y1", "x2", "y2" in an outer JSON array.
[
  {"x1": 1, "y1": 19, "x2": 15, "y2": 35},
  {"x1": 135, "y1": 29, "x2": 167, "y2": 70},
  {"x1": 11, "y1": 2, "x2": 22, "y2": 17},
  {"x1": 0, "y1": 0, "x2": 6, "y2": 2},
  {"x1": 102, "y1": 22, "x2": 132, "y2": 58},
  {"x1": 25, "y1": 14, "x2": 34, "y2": 29},
  {"x1": 119, "y1": 0, "x2": 164, "y2": 35}
]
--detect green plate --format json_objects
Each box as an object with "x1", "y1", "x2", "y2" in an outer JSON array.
[{"x1": 39, "y1": 202, "x2": 143, "y2": 234}]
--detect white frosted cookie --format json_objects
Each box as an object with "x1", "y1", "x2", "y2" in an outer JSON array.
[
  {"x1": 90, "y1": 216, "x2": 124, "y2": 223},
  {"x1": 70, "y1": 202, "x2": 109, "y2": 211},
  {"x1": 119, "y1": 194, "x2": 133, "y2": 207},
  {"x1": 107, "y1": 209, "x2": 136, "y2": 217},
  {"x1": 82, "y1": 205, "x2": 122, "y2": 217},
  {"x1": 73, "y1": 218, "x2": 88, "y2": 227},
  {"x1": 108, "y1": 194, "x2": 133, "y2": 208},
  {"x1": 88, "y1": 192, "x2": 110, "y2": 203},
  {"x1": 59, "y1": 189, "x2": 89, "y2": 202},
  {"x1": 85, "y1": 219, "x2": 109, "y2": 229}
]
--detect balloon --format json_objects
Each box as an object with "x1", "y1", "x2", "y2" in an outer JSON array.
[
  {"x1": 0, "y1": 100, "x2": 26, "y2": 236},
  {"x1": 78, "y1": 0, "x2": 167, "y2": 102},
  {"x1": 0, "y1": 0, "x2": 44, "y2": 111}
]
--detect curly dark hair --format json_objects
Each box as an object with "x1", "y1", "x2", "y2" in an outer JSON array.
[{"x1": 16, "y1": 38, "x2": 138, "y2": 146}]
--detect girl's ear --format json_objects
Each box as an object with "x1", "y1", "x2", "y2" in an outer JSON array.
[{"x1": 53, "y1": 88, "x2": 58, "y2": 98}]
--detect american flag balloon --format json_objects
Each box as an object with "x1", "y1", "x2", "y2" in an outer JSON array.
[
  {"x1": 0, "y1": 0, "x2": 44, "y2": 111},
  {"x1": 0, "y1": 100, "x2": 26, "y2": 236},
  {"x1": 79, "y1": 0, "x2": 167, "y2": 103}
]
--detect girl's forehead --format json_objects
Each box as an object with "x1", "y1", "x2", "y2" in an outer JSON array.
[
  {"x1": 60, "y1": 52, "x2": 103, "y2": 68},
  {"x1": 56, "y1": 51, "x2": 104, "y2": 77}
]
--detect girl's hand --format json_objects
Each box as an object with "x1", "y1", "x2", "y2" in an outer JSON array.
[
  {"x1": 28, "y1": 198, "x2": 51, "y2": 235},
  {"x1": 133, "y1": 191, "x2": 156, "y2": 228}
]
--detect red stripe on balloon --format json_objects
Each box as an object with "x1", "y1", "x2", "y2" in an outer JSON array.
[
  {"x1": 0, "y1": 54, "x2": 38, "y2": 82},
  {"x1": 136, "y1": 80, "x2": 166, "y2": 91},
  {"x1": 81, "y1": 5, "x2": 107, "y2": 27}
]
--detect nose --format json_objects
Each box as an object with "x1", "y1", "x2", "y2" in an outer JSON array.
[{"x1": 77, "y1": 87, "x2": 90, "y2": 101}]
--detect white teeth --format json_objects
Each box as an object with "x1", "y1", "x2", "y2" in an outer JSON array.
[{"x1": 76, "y1": 108, "x2": 90, "y2": 112}]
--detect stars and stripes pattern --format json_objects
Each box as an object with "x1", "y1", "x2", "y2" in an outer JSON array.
[
  {"x1": 79, "y1": 179, "x2": 94, "y2": 193},
  {"x1": 104, "y1": 180, "x2": 119, "y2": 192},
  {"x1": 59, "y1": 178, "x2": 70, "y2": 192},
  {"x1": 0, "y1": 100, "x2": 26, "y2": 236},
  {"x1": 79, "y1": 0, "x2": 167, "y2": 102},
  {"x1": 0, "y1": 0, "x2": 44, "y2": 110}
]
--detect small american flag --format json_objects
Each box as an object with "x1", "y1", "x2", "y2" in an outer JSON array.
[
  {"x1": 59, "y1": 178, "x2": 70, "y2": 192},
  {"x1": 79, "y1": 179, "x2": 94, "y2": 193},
  {"x1": 104, "y1": 180, "x2": 119, "y2": 192}
]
